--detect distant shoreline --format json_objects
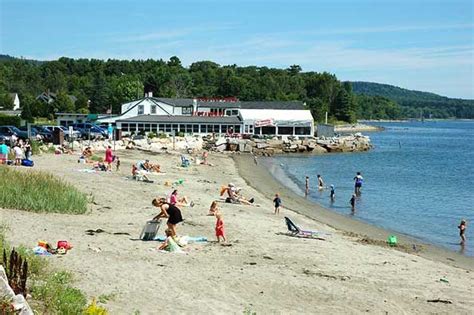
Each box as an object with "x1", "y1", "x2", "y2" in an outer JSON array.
[{"x1": 233, "y1": 153, "x2": 474, "y2": 270}]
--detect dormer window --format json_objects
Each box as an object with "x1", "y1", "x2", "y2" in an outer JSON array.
[
  {"x1": 151, "y1": 105, "x2": 157, "y2": 114},
  {"x1": 138, "y1": 105, "x2": 144, "y2": 115}
]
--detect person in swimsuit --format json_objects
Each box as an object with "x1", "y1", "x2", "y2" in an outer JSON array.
[
  {"x1": 353, "y1": 172, "x2": 363, "y2": 195},
  {"x1": 350, "y1": 194, "x2": 356, "y2": 212},
  {"x1": 273, "y1": 193, "x2": 282, "y2": 215},
  {"x1": 208, "y1": 201, "x2": 219, "y2": 216},
  {"x1": 330, "y1": 185, "x2": 335, "y2": 201},
  {"x1": 158, "y1": 228, "x2": 183, "y2": 252},
  {"x1": 305, "y1": 176, "x2": 309, "y2": 197},
  {"x1": 152, "y1": 198, "x2": 183, "y2": 237},
  {"x1": 458, "y1": 219, "x2": 467, "y2": 245},
  {"x1": 104, "y1": 145, "x2": 114, "y2": 171},
  {"x1": 317, "y1": 175, "x2": 325, "y2": 190},
  {"x1": 215, "y1": 212, "x2": 226, "y2": 243}
]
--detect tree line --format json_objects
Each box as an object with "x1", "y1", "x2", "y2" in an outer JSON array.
[{"x1": 1, "y1": 55, "x2": 467, "y2": 123}]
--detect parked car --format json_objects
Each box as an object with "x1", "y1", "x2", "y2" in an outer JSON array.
[
  {"x1": 71, "y1": 123, "x2": 107, "y2": 139},
  {"x1": 33, "y1": 125, "x2": 54, "y2": 142},
  {"x1": 42, "y1": 125, "x2": 80, "y2": 140},
  {"x1": 0, "y1": 126, "x2": 29, "y2": 140},
  {"x1": 18, "y1": 126, "x2": 44, "y2": 141}
]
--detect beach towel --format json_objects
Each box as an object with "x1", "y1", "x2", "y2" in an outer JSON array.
[{"x1": 153, "y1": 235, "x2": 208, "y2": 243}]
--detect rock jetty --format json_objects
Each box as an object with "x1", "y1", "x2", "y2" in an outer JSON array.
[{"x1": 44, "y1": 133, "x2": 371, "y2": 156}]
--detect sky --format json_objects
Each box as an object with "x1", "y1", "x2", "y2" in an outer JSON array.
[{"x1": 0, "y1": 0, "x2": 473, "y2": 99}]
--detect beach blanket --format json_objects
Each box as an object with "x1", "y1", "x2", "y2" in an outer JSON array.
[
  {"x1": 77, "y1": 169, "x2": 97, "y2": 173},
  {"x1": 153, "y1": 235, "x2": 208, "y2": 244}
]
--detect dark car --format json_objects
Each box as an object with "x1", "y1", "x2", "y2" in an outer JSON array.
[
  {"x1": 33, "y1": 126, "x2": 54, "y2": 142},
  {"x1": 18, "y1": 126, "x2": 43, "y2": 141},
  {"x1": 71, "y1": 123, "x2": 107, "y2": 139},
  {"x1": 0, "y1": 126, "x2": 29, "y2": 140}
]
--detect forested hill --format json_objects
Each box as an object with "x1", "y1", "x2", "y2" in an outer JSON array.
[{"x1": 351, "y1": 81, "x2": 474, "y2": 118}]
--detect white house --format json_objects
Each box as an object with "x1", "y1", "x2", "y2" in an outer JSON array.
[{"x1": 98, "y1": 94, "x2": 314, "y2": 137}]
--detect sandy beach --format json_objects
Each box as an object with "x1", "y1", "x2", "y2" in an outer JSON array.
[{"x1": 1, "y1": 149, "x2": 473, "y2": 314}]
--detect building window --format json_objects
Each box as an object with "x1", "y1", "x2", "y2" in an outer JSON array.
[
  {"x1": 144, "y1": 124, "x2": 151, "y2": 131},
  {"x1": 193, "y1": 125, "x2": 199, "y2": 133},
  {"x1": 122, "y1": 123, "x2": 129, "y2": 132},
  {"x1": 182, "y1": 107, "x2": 192, "y2": 115},
  {"x1": 234, "y1": 125, "x2": 241, "y2": 133},
  {"x1": 172, "y1": 124, "x2": 179, "y2": 132},
  {"x1": 138, "y1": 105, "x2": 144, "y2": 115},
  {"x1": 261, "y1": 126, "x2": 276, "y2": 135},
  {"x1": 151, "y1": 105, "x2": 157, "y2": 114},
  {"x1": 138, "y1": 123, "x2": 144, "y2": 131},
  {"x1": 165, "y1": 124, "x2": 171, "y2": 132},
  {"x1": 295, "y1": 127, "x2": 311, "y2": 135},
  {"x1": 278, "y1": 126, "x2": 293, "y2": 135}
]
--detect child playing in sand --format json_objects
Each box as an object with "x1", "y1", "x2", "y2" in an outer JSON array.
[
  {"x1": 215, "y1": 212, "x2": 226, "y2": 243},
  {"x1": 273, "y1": 193, "x2": 282, "y2": 215},
  {"x1": 115, "y1": 156, "x2": 120, "y2": 171},
  {"x1": 350, "y1": 194, "x2": 356, "y2": 212},
  {"x1": 458, "y1": 219, "x2": 467, "y2": 245},
  {"x1": 208, "y1": 201, "x2": 219, "y2": 216},
  {"x1": 158, "y1": 229, "x2": 183, "y2": 252}
]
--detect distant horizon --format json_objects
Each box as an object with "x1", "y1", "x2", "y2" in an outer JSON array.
[{"x1": 1, "y1": 0, "x2": 472, "y2": 98}]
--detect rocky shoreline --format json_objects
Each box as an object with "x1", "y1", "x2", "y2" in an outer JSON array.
[{"x1": 39, "y1": 133, "x2": 372, "y2": 157}]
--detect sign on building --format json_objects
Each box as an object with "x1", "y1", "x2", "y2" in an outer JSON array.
[{"x1": 254, "y1": 119, "x2": 275, "y2": 128}]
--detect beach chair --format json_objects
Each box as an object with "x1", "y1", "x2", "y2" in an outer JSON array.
[
  {"x1": 284, "y1": 217, "x2": 325, "y2": 240},
  {"x1": 139, "y1": 219, "x2": 162, "y2": 241},
  {"x1": 180, "y1": 155, "x2": 190, "y2": 167}
]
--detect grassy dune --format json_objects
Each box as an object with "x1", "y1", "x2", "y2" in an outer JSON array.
[{"x1": 0, "y1": 166, "x2": 88, "y2": 214}]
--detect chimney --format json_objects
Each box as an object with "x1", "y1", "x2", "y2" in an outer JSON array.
[
  {"x1": 148, "y1": 91, "x2": 153, "y2": 98},
  {"x1": 192, "y1": 98, "x2": 198, "y2": 114}
]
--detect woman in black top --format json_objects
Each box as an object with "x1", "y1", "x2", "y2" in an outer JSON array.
[{"x1": 152, "y1": 198, "x2": 183, "y2": 236}]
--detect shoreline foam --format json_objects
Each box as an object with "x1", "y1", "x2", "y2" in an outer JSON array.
[{"x1": 232, "y1": 153, "x2": 474, "y2": 271}]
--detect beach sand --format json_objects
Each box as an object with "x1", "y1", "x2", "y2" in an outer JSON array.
[{"x1": 1, "y1": 150, "x2": 473, "y2": 314}]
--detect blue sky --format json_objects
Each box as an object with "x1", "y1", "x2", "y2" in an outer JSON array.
[{"x1": 1, "y1": 0, "x2": 473, "y2": 98}]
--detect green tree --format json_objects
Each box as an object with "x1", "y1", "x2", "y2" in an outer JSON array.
[{"x1": 0, "y1": 92, "x2": 14, "y2": 110}]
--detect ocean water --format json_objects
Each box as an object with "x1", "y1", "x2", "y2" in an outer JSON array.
[{"x1": 264, "y1": 121, "x2": 474, "y2": 256}]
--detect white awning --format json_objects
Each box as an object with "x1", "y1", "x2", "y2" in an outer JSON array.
[{"x1": 240, "y1": 109, "x2": 314, "y2": 125}]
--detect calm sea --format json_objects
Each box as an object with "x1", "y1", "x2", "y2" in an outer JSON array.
[{"x1": 264, "y1": 120, "x2": 474, "y2": 256}]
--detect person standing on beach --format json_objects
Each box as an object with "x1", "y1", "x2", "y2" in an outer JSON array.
[
  {"x1": 350, "y1": 194, "x2": 356, "y2": 212},
  {"x1": 273, "y1": 193, "x2": 282, "y2": 215},
  {"x1": 458, "y1": 219, "x2": 467, "y2": 245},
  {"x1": 305, "y1": 176, "x2": 309, "y2": 197},
  {"x1": 215, "y1": 212, "x2": 226, "y2": 243},
  {"x1": 317, "y1": 175, "x2": 325, "y2": 190},
  {"x1": 152, "y1": 198, "x2": 183, "y2": 237},
  {"x1": 354, "y1": 172, "x2": 363, "y2": 195},
  {"x1": 104, "y1": 145, "x2": 114, "y2": 171}
]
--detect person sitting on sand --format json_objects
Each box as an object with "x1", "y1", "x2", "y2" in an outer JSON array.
[
  {"x1": 215, "y1": 212, "x2": 226, "y2": 243},
  {"x1": 208, "y1": 201, "x2": 219, "y2": 216},
  {"x1": 158, "y1": 228, "x2": 183, "y2": 253},
  {"x1": 169, "y1": 189, "x2": 192, "y2": 207},
  {"x1": 458, "y1": 219, "x2": 467, "y2": 245},
  {"x1": 137, "y1": 159, "x2": 151, "y2": 172},
  {"x1": 81, "y1": 147, "x2": 93, "y2": 163},
  {"x1": 152, "y1": 198, "x2": 183, "y2": 237},
  {"x1": 225, "y1": 183, "x2": 254, "y2": 205},
  {"x1": 132, "y1": 164, "x2": 151, "y2": 182}
]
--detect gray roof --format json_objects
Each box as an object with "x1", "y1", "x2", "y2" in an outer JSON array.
[
  {"x1": 149, "y1": 97, "x2": 301, "y2": 109},
  {"x1": 240, "y1": 101, "x2": 304, "y2": 110},
  {"x1": 117, "y1": 115, "x2": 241, "y2": 124}
]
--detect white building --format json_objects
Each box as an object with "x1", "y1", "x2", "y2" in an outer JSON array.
[{"x1": 98, "y1": 93, "x2": 314, "y2": 137}]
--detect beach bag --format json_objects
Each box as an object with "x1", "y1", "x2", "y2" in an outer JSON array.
[
  {"x1": 139, "y1": 220, "x2": 162, "y2": 241},
  {"x1": 21, "y1": 159, "x2": 34, "y2": 167}
]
